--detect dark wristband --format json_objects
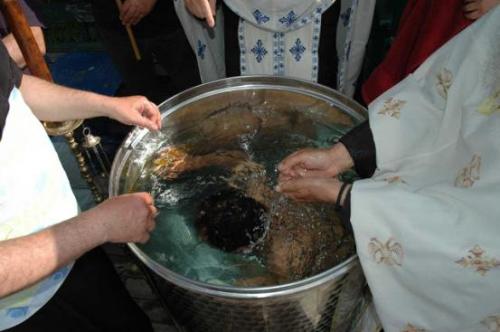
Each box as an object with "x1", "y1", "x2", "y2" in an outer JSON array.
[
  {"x1": 335, "y1": 182, "x2": 350, "y2": 212},
  {"x1": 338, "y1": 187, "x2": 353, "y2": 234}
]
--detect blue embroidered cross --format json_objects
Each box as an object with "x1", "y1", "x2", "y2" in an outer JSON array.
[
  {"x1": 289, "y1": 38, "x2": 306, "y2": 62},
  {"x1": 253, "y1": 9, "x2": 270, "y2": 24},
  {"x1": 279, "y1": 11, "x2": 297, "y2": 27},
  {"x1": 197, "y1": 40, "x2": 206, "y2": 60},
  {"x1": 340, "y1": 7, "x2": 352, "y2": 26},
  {"x1": 251, "y1": 39, "x2": 268, "y2": 63}
]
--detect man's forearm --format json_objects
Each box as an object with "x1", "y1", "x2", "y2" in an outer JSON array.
[
  {"x1": 0, "y1": 212, "x2": 106, "y2": 298},
  {"x1": 19, "y1": 74, "x2": 116, "y2": 122},
  {"x1": 2, "y1": 27, "x2": 46, "y2": 68}
]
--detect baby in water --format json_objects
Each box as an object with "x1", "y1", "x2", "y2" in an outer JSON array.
[{"x1": 152, "y1": 146, "x2": 353, "y2": 286}]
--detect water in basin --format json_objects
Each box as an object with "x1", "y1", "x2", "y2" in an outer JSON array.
[{"x1": 126, "y1": 99, "x2": 357, "y2": 287}]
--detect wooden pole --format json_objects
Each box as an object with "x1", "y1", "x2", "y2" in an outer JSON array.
[
  {"x1": 0, "y1": 0, "x2": 103, "y2": 202},
  {"x1": 114, "y1": 0, "x2": 142, "y2": 61},
  {"x1": 0, "y1": 0, "x2": 84, "y2": 136},
  {"x1": 0, "y1": 0, "x2": 51, "y2": 80}
]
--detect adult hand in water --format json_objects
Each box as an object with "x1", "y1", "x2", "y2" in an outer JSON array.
[
  {"x1": 276, "y1": 177, "x2": 343, "y2": 203},
  {"x1": 86, "y1": 193, "x2": 157, "y2": 244},
  {"x1": 185, "y1": 0, "x2": 217, "y2": 27},
  {"x1": 278, "y1": 143, "x2": 353, "y2": 182}
]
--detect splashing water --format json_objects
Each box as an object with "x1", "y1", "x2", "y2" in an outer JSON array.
[{"x1": 127, "y1": 104, "x2": 356, "y2": 287}]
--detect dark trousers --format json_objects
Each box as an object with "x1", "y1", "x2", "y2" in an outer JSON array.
[
  {"x1": 91, "y1": 0, "x2": 200, "y2": 104},
  {"x1": 5, "y1": 248, "x2": 153, "y2": 332}
]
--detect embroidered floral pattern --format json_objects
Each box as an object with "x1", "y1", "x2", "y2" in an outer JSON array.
[
  {"x1": 436, "y1": 68, "x2": 453, "y2": 99},
  {"x1": 251, "y1": 39, "x2": 268, "y2": 63},
  {"x1": 456, "y1": 245, "x2": 500, "y2": 276},
  {"x1": 197, "y1": 40, "x2": 206, "y2": 60},
  {"x1": 377, "y1": 98, "x2": 407, "y2": 119},
  {"x1": 368, "y1": 237, "x2": 404, "y2": 266},
  {"x1": 401, "y1": 323, "x2": 426, "y2": 332},
  {"x1": 252, "y1": 9, "x2": 270, "y2": 25},
  {"x1": 289, "y1": 38, "x2": 306, "y2": 62},
  {"x1": 385, "y1": 176, "x2": 406, "y2": 184},
  {"x1": 477, "y1": 89, "x2": 500, "y2": 115},
  {"x1": 481, "y1": 315, "x2": 500, "y2": 332},
  {"x1": 279, "y1": 10, "x2": 297, "y2": 27},
  {"x1": 455, "y1": 154, "x2": 481, "y2": 188}
]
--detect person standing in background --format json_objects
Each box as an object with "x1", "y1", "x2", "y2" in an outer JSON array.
[
  {"x1": 91, "y1": 0, "x2": 201, "y2": 104},
  {"x1": 175, "y1": 0, "x2": 375, "y2": 99}
]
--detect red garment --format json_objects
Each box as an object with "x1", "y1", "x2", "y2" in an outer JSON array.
[{"x1": 362, "y1": 0, "x2": 472, "y2": 104}]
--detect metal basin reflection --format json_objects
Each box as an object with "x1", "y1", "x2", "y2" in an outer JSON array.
[{"x1": 109, "y1": 76, "x2": 367, "y2": 332}]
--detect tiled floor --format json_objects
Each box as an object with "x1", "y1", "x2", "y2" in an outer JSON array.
[{"x1": 103, "y1": 243, "x2": 180, "y2": 332}]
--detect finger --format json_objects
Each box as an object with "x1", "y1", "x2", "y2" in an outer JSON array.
[
  {"x1": 280, "y1": 164, "x2": 307, "y2": 180},
  {"x1": 278, "y1": 173, "x2": 293, "y2": 182},
  {"x1": 119, "y1": 1, "x2": 130, "y2": 21},
  {"x1": 148, "y1": 204, "x2": 157, "y2": 217},
  {"x1": 284, "y1": 190, "x2": 310, "y2": 202},
  {"x1": 130, "y1": 13, "x2": 143, "y2": 26},
  {"x1": 138, "y1": 233, "x2": 150, "y2": 244},
  {"x1": 463, "y1": 2, "x2": 479, "y2": 12},
  {"x1": 278, "y1": 150, "x2": 309, "y2": 172},
  {"x1": 464, "y1": 10, "x2": 481, "y2": 19},
  {"x1": 277, "y1": 150, "x2": 302, "y2": 170},
  {"x1": 138, "y1": 192, "x2": 154, "y2": 205},
  {"x1": 300, "y1": 169, "x2": 334, "y2": 178},
  {"x1": 201, "y1": 0, "x2": 215, "y2": 27},
  {"x1": 134, "y1": 111, "x2": 158, "y2": 131},
  {"x1": 147, "y1": 217, "x2": 156, "y2": 232},
  {"x1": 293, "y1": 194, "x2": 311, "y2": 202},
  {"x1": 127, "y1": 6, "x2": 143, "y2": 26},
  {"x1": 120, "y1": 3, "x2": 136, "y2": 25},
  {"x1": 149, "y1": 101, "x2": 162, "y2": 130},
  {"x1": 156, "y1": 115, "x2": 162, "y2": 130},
  {"x1": 140, "y1": 101, "x2": 161, "y2": 130},
  {"x1": 291, "y1": 164, "x2": 308, "y2": 177},
  {"x1": 275, "y1": 179, "x2": 302, "y2": 194}
]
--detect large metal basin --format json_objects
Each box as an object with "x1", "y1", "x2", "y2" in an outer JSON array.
[{"x1": 109, "y1": 76, "x2": 367, "y2": 332}]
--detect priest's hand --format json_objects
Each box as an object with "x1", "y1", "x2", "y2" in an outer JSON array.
[
  {"x1": 278, "y1": 143, "x2": 353, "y2": 182},
  {"x1": 185, "y1": 0, "x2": 217, "y2": 27},
  {"x1": 275, "y1": 177, "x2": 343, "y2": 203}
]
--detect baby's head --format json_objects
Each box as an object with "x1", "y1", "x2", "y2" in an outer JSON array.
[{"x1": 196, "y1": 189, "x2": 269, "y2": 252}]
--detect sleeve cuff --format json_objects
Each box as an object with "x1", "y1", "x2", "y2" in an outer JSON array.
[{"x1": 339, "y1": 121, "x2": 377, "y2": 178}]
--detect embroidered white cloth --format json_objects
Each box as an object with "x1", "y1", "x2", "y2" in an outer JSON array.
[
  {"x1": 233, "y1": 0, "x2": 333, "y2": 81},
  {"x1": 351, "y1": 7, "x2": 500, "y2": 332},
  {"x1": 336, "y1": 0, "x2": 375, "y2": 97},
  {"x1": 174, "y1": 0, "x2": 374, "y2": 97},
  {"x1": 0, "y1": 88, "x2": 78, "y2": 330}
]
